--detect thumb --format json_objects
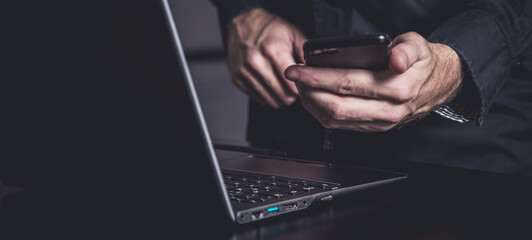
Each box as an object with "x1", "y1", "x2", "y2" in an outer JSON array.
[{"x1": 388, "y1": 32, "x2": 428, "y2": 74}]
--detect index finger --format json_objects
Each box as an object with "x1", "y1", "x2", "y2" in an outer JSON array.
[
  {"x1": 285, "y1": 65, "x2": 394, "y2": 99},
  {"x1": 263, "y1": 48, "x2": 299, "y2": 95}
]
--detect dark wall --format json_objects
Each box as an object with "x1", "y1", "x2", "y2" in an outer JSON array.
[{"x1": 170, "y1": 0, "x2": 248, "y2": 145}]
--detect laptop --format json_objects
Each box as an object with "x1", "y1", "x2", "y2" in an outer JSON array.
[{"x1": 160, "y1": 0, "x2": 407, "y2": 224}]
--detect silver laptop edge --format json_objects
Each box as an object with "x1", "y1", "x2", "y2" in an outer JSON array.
[{"x1": 161, "y1": 0, "x2": 236, "y2": 222}]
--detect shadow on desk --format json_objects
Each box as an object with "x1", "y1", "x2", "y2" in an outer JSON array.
[{"x1": 1, "y1": 162, "x2": 531, "y2": 239}]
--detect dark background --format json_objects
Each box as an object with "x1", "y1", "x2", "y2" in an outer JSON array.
[
  {"x1": 1, "y1": 0, "x2": 247, "y2": 186},
  {"x1": 1, "y1": 0, "x2": 244, "y2": 184},
  {"x1": 171, "y1": 0, "x2": 248, "y2": 145},
  {"x1": 1, "y1": 1, "x2": 241, "y2": 237}
]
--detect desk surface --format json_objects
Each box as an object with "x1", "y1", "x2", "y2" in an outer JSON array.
[{"x1": 1, "y1": 160, "x2": 531, "y2": 239}]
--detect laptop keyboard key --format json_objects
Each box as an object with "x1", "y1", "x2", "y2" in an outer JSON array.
[
  {"x1": 275, "y1": 182, "x2": 295, "y2": 188},
  {"x1": 250, "y1": 195, "x2": 274, "y2": 203},
  {"x1": 241, "y1": 199, "x2": 258, "y2": 204},
  {"x1": 272, "y1": 193, "x2": 284, "y2": 198},
  {"x1": 222, "y1": 170, "x2": 340, "y2": 204}
]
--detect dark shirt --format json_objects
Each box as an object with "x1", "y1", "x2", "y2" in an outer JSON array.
[{"x1": 211, "y1": 0, "x2": 532, "y2": 176}]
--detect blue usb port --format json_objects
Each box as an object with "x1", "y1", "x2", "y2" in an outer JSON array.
[{"x1": 267, "y1": 207, "x2": 279, "y2": 213}]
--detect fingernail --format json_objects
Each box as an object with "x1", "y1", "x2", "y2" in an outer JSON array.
[
  {"x1": 285, "y1": 67, "x2": 299, "y2": 80},
  {"x1": 286, "y1": 96, "x2": 296, "y2": 104}
]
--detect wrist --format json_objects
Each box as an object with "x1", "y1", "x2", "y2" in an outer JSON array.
[
  {"x1": 430, "y1": 43, "x2": 482, "y2": 124},
  {"x1": 429, "y1": 43, "x2": 464, "y2": 107},
  {"x1": 228, "y1": 8, "x2": 278, "y2": 46}
]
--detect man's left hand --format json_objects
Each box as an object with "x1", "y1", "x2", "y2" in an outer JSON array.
[{"x1": 284, "y1": 32, "x2": 464, "y2": 132}]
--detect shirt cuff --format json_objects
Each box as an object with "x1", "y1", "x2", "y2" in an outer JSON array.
[
  {"x1": 434, "y1": 104, "x2": 480, "y2": 123},
  {"x1": 428, "y1": 9, "x2": 512, "y2": 126}
]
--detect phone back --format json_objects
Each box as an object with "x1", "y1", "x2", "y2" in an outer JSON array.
[{"x1": 304, "y1": 34, "x2": 390, "y2": 70}]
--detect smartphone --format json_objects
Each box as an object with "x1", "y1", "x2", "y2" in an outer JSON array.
[{"x1": 303, "y1": 33, "x2": 391, "y2": 70}]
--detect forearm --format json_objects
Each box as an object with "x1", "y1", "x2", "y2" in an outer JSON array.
[{"x1": 428, "y1": 0, "x2": 532, "y2": 125}]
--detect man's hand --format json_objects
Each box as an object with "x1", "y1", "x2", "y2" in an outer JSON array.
[
  {"x1": 227, "y1": 8, "x2": 307, "y2": 108},
  {"x1": 284, "y1": 32, "x2": 463, "y2": 132}
]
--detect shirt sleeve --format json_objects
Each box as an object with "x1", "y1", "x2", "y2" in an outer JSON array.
[
  {"x1": 209, "y1": 0, "x2": 264, "y2": 27},
  {"x1": 428, "y1": 0, "x2": 532, "y2": 126}
]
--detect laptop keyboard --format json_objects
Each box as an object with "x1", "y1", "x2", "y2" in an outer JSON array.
[{"x1": 222, "y1": 170, "x2": 341, "y2": 204}]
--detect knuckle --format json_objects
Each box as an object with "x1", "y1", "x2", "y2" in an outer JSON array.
[
  {"x1": 400, "y1": 31, "x2": 420, "y2": 42},
  {"x1": 396, "y1": 32, "x2": 409, "y2": 42},
  {"x1": 304, "y1": 73, "x2": 320, "y2": 87},
  {"x1": 375, "y1": 124, "x2": 396, "y2": 132},
  {"x1": 404, "y1": 31, "x2": 418, "y2": 38},
  {"x1": 385, "y1": 106, "x2": 409, "y2": 123},
  {"x1": 326, "y1": 101, "x2": 347, "y2": 121},
  {"x1": 310, "y1": 103, "x2": 341, "y2": 129},
  {"x1": 271, "y1": 103, "x2": 282, "y2": 109},
  {"x1": 245, "y1": 53, "x2": 262, "y2": 70},
  {"x1": 385, "y1": 114, "x2": 402, "y2": 125},
  {"x1": 260, "y1": 41, "x2": 277, "y2": 58},
  {"x1": 337, "y1": 77, "x2": 355, "y2": 95},
  {"x1": 390, "y1": 87, "x2": 416, "y2": 102}
]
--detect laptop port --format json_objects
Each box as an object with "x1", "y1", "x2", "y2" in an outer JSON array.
[
  {"x1": 251, "y1": 211, "x2": 263, "y2": 220},
  {"x1": 284, "y1": 203, "x2": 298, "y2": 211}
]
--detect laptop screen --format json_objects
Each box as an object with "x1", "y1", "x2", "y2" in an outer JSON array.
[{"x1": 3, "y1": 0, "x2": 234, "y2": 230}]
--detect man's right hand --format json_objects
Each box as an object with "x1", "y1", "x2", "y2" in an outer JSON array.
[{"x1": 227, "y1": 8, "x2": 307, "y2": 108}]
